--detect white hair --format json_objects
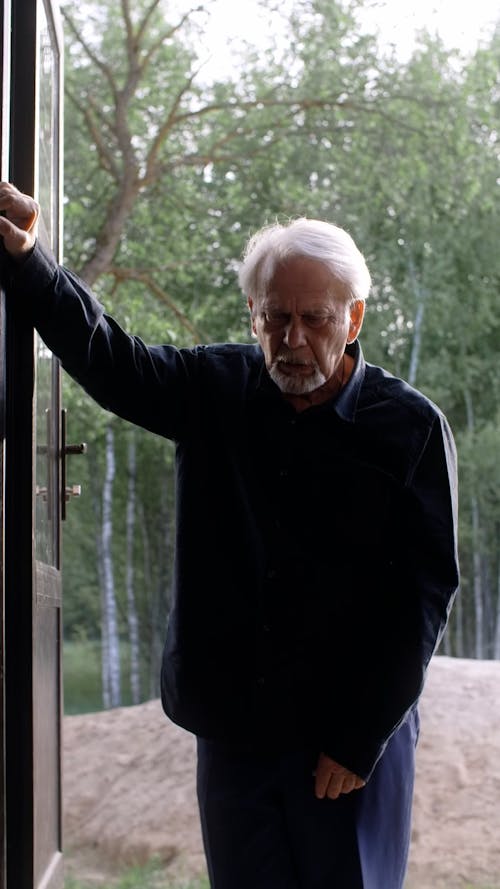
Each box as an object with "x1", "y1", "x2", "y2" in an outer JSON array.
[{"x1": 238, "y1": 218, "x2": 371, "y2": 304}]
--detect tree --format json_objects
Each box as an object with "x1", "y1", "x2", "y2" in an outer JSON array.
[
  {"x1": 61, "y1": 0, "x2": 500, "y2": 715},
  {"x1": 125, "y1": 429, "x2": 141, "y2": 703},
  {"x1": 100, "y1": 421, "x2": 121, "y2": 706},
  {"x1": 64, "y1": 0, "x2": 425, "y2": 706}
]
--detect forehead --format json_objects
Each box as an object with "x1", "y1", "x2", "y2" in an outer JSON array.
[{"x1": 265, "y1": 256, "x2": 347, "y2": 305}]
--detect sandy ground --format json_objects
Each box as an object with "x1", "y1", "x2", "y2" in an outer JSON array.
[{"x1": 63, "y1": 656, "x2": 500, "y2": 888}]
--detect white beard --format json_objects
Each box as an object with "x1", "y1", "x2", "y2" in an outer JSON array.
[{"x1": 269, "y1": 359, "x2": 327, "y2": 395}]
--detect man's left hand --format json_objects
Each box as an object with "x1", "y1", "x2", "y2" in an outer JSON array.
[{"x1": 314, "y1": 752, "x2": 366, "y2": 799}]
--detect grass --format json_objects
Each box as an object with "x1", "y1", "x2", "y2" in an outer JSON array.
[
  {"x1": 63, "y1": 860, "x2": 499, "y2": 889},
  {"x1": 63, "y1": 638, "x2": 103, "y2": 714},
  {"x1": 65, "y1": 858, "x2": 210, "y2": 889},
  {"x1": 63, "y1": 638, "x2": 152, "y2": 714},
  {"x1": 64, "y1": 866, "x2": 499, "y2": 889}
]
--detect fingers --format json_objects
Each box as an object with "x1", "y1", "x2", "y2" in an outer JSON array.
[
  {"x1": 0, "y1": 182, "x2": 39, "y2": 257},
  {"x1": 314, "y1": 752, "x2": 366, "y2": 801},
  {"x1": 0, "y1": 181, "x2": 39, "y2": 228},
  {"x1": 323, "y1": 768, "x2": 346, "y2": 800},
  {"x1": 0, "y1": 215, "x2": 35, "y2": 254}
]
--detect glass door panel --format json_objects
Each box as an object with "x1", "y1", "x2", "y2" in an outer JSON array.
[
  {"x1": 33, "y1": 1, "x2": 64, "y2": 887},
  {"x1": 35, "y1": 339, "x2": 59, "y2": 568},
  {"x1": 4, "y1": 0, "x2": 63, "y2": 887}
]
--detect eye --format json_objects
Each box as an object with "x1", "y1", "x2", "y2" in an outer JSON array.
[
  {"x1": 263, "y1": 311, "x2": 289, "y2": 328},
  {"x1": 302, "y1": 314, "x2": 330, "y2": 328}
]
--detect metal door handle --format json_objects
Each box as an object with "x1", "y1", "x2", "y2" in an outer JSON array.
[{"x1": 61, "y1": 409, "x2": 87, "y2": 520}]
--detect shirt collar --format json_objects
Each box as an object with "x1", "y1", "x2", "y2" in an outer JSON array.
[
  {"x1": 254, "y1": 340, "x2": 366, "y2": 422},
  {"x1": 334, "y1": 340, "x2": 365, "y2": 422}
]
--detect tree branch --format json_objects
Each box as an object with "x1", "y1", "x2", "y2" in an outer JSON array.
[
  {"x1": 136, "y1": 2, "x2": 202, "y2": 51},
  {"x1": 143, "y1": 66, "x2": 202, "y2": 183},
  {"x1": 65, "y1": 86, "x2": 121, "y2": 180},
  {"x1": 105, "y1": 266, "x2": 207, "y2": 342},
  {"x1": 120, "y1": 0, "x2": 135, "y2": 56},
  {"x1": 157, "y1": 94, "x2": 427, "y2": 139},
  {"x1": 62, "y1": 8, "x2": 119, "y2": 106},
  {"x1": 136, "y1": 0, "x2": 166, "y2": 47}
]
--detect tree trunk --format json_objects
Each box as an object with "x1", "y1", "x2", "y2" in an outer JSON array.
[
  {"x1": 79, "y1": 180, "x2": 140, "y2": 285},
  {"x1": 441, "y1": 623, "x2": 451, "y2": 656},
  {"x1": 102, "y1": 422, "x2": 121, "y2": 706},
  {"x1": 137, "y1": 497, "x2": 154, "y2": 697},
  {"x1": 464, "y1": 389, "x2": 483, "y2": 659},
  {"x1": 149, "y1": 458, "x2": 173, "y2": 699},
  {"x1": 89, "y1": 448, "x2": 111, "y2": 709},
  {"x1": 470, "y1": 495, "x2": 483, "y2": 659},
  {"x1": 407, "y1": 254, "x2": 427, "y2": 388},
  {"x1": 493, "y1": 550, "x2": 500, "y2": 660},
  {"x1": 454, "y1": 583, "x2": 464, "y2": 658},
  {"x1": 150, "y1": 503, "x2": 171, "y2": 700},
  {"x1": 136, "y1": 465, "x2": 172, "y2": 701},
  {"x1": 126, "y1": 431, "x2": 141, "y2": 704}
]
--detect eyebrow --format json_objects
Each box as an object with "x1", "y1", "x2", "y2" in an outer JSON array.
[
  {"x1": 262, "y1": 301, "x2": 341, "y2": 318},
  {"x1": 263, "y1": 296, "x2": 336, "y2": 309}
]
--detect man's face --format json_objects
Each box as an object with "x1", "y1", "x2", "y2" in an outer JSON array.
[{"x1": 248, "y1": 256, "x2": 364, "y2": 396}]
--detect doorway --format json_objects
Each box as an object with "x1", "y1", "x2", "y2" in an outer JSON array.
[{"x1": 1, "y1": 0, "x2": 64, "y2": 887}]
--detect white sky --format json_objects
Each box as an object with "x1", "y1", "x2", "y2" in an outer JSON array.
[
  {"x1": 359, "y1": 0, "x2": 500, "y2": 56},
  {"x1": 196, "y1": 0, "x2": 500, "y2": 77}
]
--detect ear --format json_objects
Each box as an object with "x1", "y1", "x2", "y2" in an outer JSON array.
[
  {"x1": 347, "y1": 300, "x2": 365, "y2": 344},
  {"x1": 247, "y1": 296, "x2": 257, "y2": 336}
]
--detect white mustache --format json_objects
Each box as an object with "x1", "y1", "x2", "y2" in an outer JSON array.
[{"x1": 275, "y1": 354, "x2": 315, "y2": 367}]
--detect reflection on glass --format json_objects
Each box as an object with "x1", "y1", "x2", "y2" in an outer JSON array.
[
  {"x1": 38, "y1": 0, "x2": 57, "y2": 248},
  {"x1": 34, "y1": 0, "x2": 60, "y2": 567},
  {"x1": 35, "y1": 337, "x2": 56, "y2": 566}
]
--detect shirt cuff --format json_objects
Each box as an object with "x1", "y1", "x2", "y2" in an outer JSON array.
[{"x1": 10, "y1": 238, "x2": 59, "y2": 291}]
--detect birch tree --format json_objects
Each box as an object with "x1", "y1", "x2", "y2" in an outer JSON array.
[
  {"x1": 101, "y1": 422, "x2": 121, "y2": 706},
  {"x1": 126, "y1": 429, "x2": 141, "y2": 704}
]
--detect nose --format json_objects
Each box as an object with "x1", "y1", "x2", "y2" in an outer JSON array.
[{"x1": 283, "y1": 318, "x2": 307, "y2": 349}]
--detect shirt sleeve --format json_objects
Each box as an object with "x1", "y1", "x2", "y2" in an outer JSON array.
[
  {"x1": 323, "y1": 410, "x2": 459, "y2": 780},
  {"x1": 7, "y1": 241, "x2": 194, "y2": 440},
  {"x1": 406, "y1": 411, "x2": 459, "y2": 663}
]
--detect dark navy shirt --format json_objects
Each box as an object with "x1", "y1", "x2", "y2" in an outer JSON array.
[{"x1": 13, "y1": 242, "x2": 459, "y2": 779}]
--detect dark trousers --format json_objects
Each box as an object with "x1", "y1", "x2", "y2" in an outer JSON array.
[{"x1": 196, "y1": 709, "x2": 419, "y2": 889}]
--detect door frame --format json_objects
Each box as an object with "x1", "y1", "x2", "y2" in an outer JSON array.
[
  {"x1": 3, "y1": 0, "x2": 64, "y2": 887},
  {"x1": 0, "y1": 1, "x2": 11, "y2": 885}
]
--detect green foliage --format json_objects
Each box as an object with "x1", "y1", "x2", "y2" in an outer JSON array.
[
  {"x1": 60, "y1": 0, "x2": 500, "y2": 679},
  {"x1": 64, "y1": 638, "x2": 102, "y2": 714},
  {"x1": 62, "y1": 369, "x2": 176, "y2": 703},
  {"x1": 64, "y1": 639, "x2": 153, "y2": 713}
]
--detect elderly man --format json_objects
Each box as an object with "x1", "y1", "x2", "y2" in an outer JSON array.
[{"x1": 0, "y1": 182, "x2": 458, "y2": 889}]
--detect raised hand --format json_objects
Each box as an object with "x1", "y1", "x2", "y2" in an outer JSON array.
[{"x1": 0, "y1": 182, "x2": 39, "y2": 258}]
